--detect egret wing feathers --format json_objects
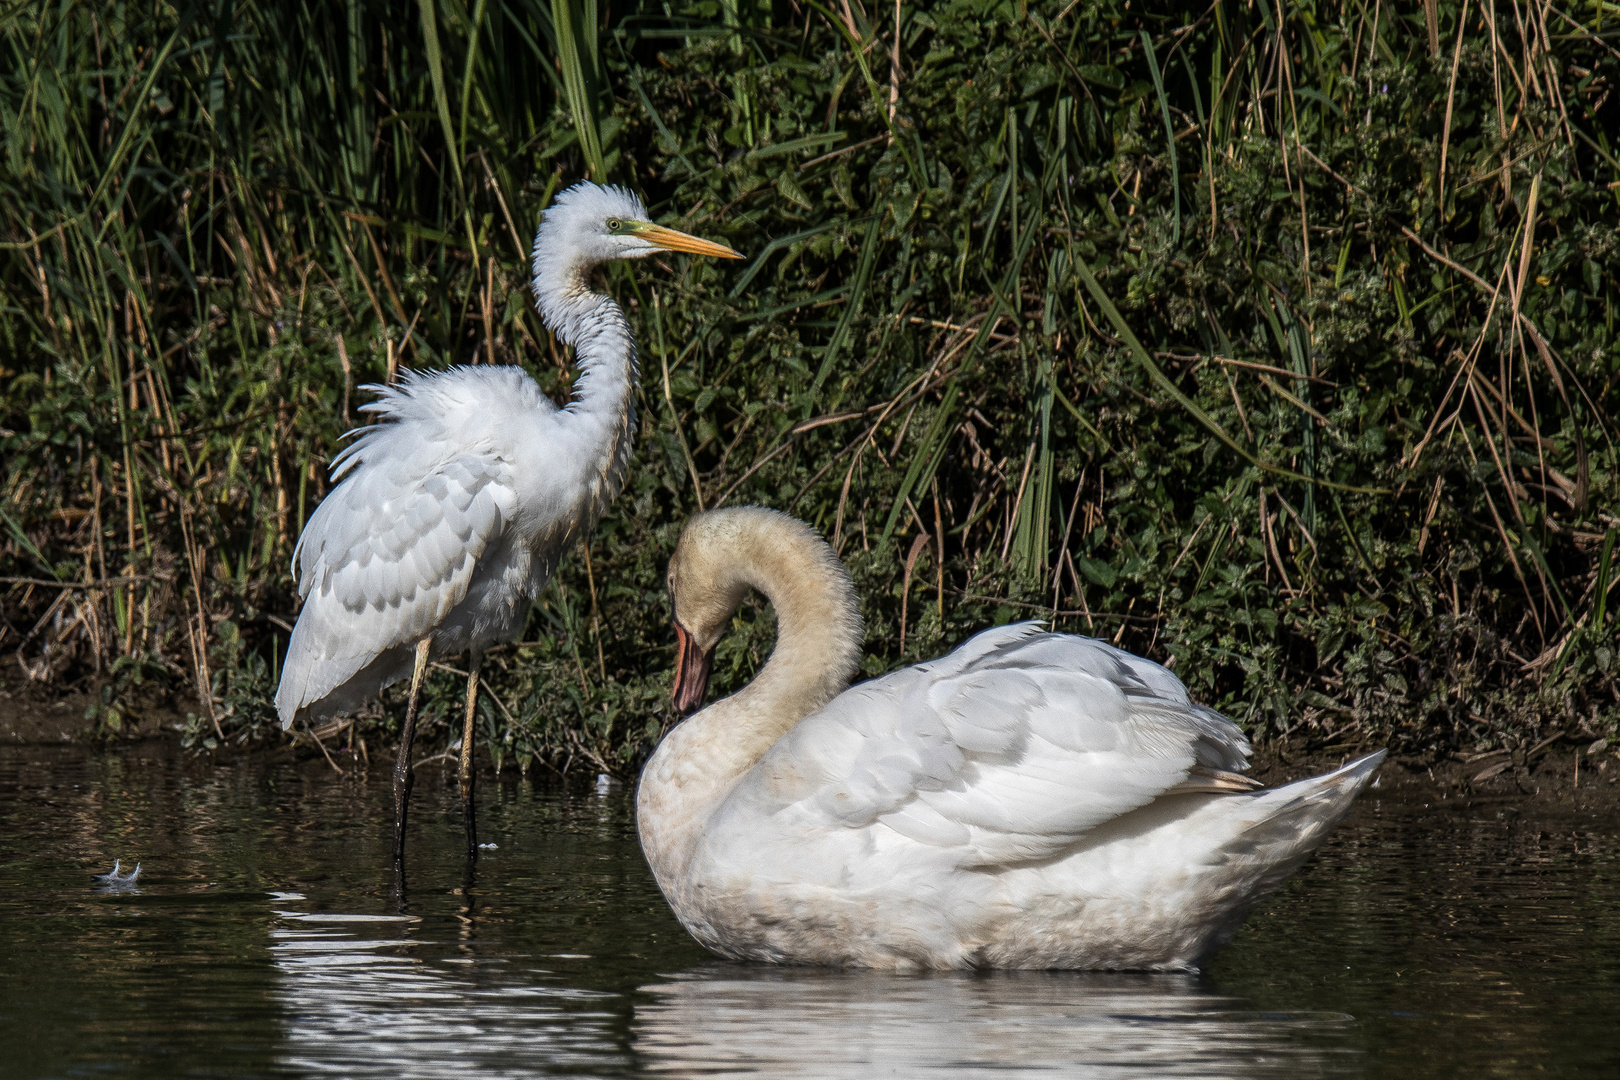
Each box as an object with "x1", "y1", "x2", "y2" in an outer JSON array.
[{"x1": 275, "y1": 370, "x2": 545, "y2": 728}]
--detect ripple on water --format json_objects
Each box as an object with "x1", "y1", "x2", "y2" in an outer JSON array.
[
  {"x1": 0, "y1": 742, "x2": 1617, "y2": 1079},
  {"x1": 635, "y1": 967, "x2": 1360, "y2": 1077}
]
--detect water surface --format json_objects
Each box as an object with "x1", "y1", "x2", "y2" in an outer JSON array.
[{"x1": 1, "y1": 742, "x2": 1615, "y2": 1078}]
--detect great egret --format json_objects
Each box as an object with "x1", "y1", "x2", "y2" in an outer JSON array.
[
  {"x1": 642, "y1": 506, "x2": 1384, "y2": 969},
  {"x1": 275, "y1": 182, "x2": 741, "y2": 870}
]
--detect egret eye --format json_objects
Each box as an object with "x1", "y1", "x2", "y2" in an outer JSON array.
[{"x1": 607, "y1": 218, "x2": 623, "y2": 232}]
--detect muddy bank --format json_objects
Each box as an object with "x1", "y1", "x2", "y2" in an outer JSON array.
[
  {"x1": 1250, "y1": 741, "x2": 1620, "y2": 815},
  {"x1": 0, "y1": 682, "x2": 181, "y2": 745}
]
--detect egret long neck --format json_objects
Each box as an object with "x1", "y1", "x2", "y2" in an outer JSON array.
[
  {"x1": 639, "y1": 522, "x2": 861, "y2": 886},
  {"x1": 532, "y1": 260, "x2": 638, "y2": 534}
]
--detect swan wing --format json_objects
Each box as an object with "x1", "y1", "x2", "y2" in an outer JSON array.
[{"x1": 760, "y1": 623, "x2": 1251, "y2": 866}]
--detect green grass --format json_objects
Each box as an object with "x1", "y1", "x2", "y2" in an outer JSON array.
[{"x1": 2, "y1": 0, "x2": 1617, "y2": 773}]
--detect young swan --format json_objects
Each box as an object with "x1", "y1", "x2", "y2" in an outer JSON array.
[{"x1": 638, "y1": 506, "x2": 1384, "y2": 971}]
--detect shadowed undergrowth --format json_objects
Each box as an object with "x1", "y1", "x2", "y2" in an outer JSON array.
[{"x1": 2, "y1": 0, "x2": 1618, "y2": 775}]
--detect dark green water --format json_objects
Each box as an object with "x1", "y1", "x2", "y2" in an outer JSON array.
[{"x1": 1, "y1": 742, "x2": 1616, "y2": 1078}]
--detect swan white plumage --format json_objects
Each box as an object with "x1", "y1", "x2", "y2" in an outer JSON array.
[{"x1": 639, "y1": 506, "x2": 1385, "y2": 971}]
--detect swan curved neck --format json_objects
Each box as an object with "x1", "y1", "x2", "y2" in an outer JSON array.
[
  {"x1": 639, "y1": 515, "x2": 862, "y2": 885},
  {"x1": 739, "y1": 551, "x2": 862, "y2": 719},
  {"x1": 696, "y1": 514, "x2": 863, "y2": 735}
]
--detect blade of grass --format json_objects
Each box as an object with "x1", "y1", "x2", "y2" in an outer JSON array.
[
  {"x1": 417, "y1": 0, "x2": 479, "y2": 256},
  {"x1": 1072, "y1": 254, "x2": 1385, "y2": 495},
  {"x1": 1141, "y1": 29, "x2": 1180, "y2": 246},
  {"x1": 552, "y1": 0, "x2": 605, "y2": 180},
  {"x1": 805, "y1": 216, "x2": 881, "y2": 411}
]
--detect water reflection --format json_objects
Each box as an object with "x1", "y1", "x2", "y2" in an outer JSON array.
[
  {"x1": 5, "y1": 744, "x2": 1619, "y2": 1079},
  {"x1": 268, "y1": 889, "x2": 1357, "y2": 1079},
  {"x1": 269, "y1": 890, "x2": 1355, "y2": 1078},
  {"x1": 636, "y1": 966, "x2": 1357, "y2": 1078},
  {"x1": 271, "y1": 900, "x2": 624, "y2": 1078}
]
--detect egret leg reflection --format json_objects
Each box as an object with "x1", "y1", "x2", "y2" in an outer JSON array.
[
  {"x1": 392, "y1": 637, "x2": 432, "y2": 873},
  {"x1": 459, "y1": 651, "x2": 481, "y2": 861}
]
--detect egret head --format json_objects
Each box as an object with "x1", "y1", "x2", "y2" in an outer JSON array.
[
  {"x1": 530, "y1": 182, "x2": 740, "y2": 343},
  {"x1": 533, "y1": 182, "x2": 741, "y2": 272}
]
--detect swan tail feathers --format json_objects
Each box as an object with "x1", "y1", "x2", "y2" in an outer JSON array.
[
  {"x1": 1163, "y1": 751, "x2": 1385, "y2": 968},
  {"x1": 1218, "y1": 750, "x2": 1386, "y2": 891}
]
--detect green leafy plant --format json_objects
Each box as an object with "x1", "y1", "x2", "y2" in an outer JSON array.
[{"x1": 4, "y1": 0, "x2": 1617, "y2": 772}]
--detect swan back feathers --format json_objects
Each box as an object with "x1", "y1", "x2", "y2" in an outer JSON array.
[{"x1": 755, "y1": 623, "x2": 1253, "y2": 867}]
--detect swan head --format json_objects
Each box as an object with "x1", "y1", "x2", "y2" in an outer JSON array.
[
  {"x1": 666, "y1": 507, "x2": 862, "y2": 716},
  {"x1": 666, "y1": 513, "x2": 755, "y2": 715}
]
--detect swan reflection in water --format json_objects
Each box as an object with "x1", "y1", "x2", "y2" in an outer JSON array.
[
  {"x1": 636, "y1": 966, "x2": 1358, "y2": 1079},
  {"x1": 270, "y1": 898, "x2": 1357, "y2": 1079}
]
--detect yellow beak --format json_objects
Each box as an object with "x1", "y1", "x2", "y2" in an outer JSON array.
[{"x1": 631, "y1": 222, "x2": 744, "y2": 260}]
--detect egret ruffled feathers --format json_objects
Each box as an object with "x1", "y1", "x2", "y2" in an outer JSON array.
[{"x1": 274, "y1": 182, "x2": 740, "y2": 872}]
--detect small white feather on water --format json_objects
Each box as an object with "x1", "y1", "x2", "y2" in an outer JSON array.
[{"x1": 93, "y1": 860, "x2": 142, "y2": 891}]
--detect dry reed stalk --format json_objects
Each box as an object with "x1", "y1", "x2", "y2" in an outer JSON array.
[
  {"x1": 1258, "y1": 488, "x2": 1294, "y2": 593},
  {"x1": 1000, "y1": 442, "x2": 1036, "y2": 563},
  {"x1": 1437, "y1": 0, "x2": 1470, "y2": 216},
  {"x1": 931, "y1": 477, "x2": 945, "y2": 615},
  {"x1": 899, "y1": 531, "x2": 929, "y2": 655}
]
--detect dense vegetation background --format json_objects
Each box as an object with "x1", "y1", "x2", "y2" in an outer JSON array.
[{"x1": 2, "y1": 0, "x2": 1617, "y2": 775}]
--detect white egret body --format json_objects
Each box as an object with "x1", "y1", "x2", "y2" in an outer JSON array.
[
  {"x1": 275, "y1": 182, "x2": 740, "y2": 868},
  {"x1": 643, "y1": 507, "x2": 1385, "y2": 970}
]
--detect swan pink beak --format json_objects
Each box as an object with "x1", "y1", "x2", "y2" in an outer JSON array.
[{"x1": 671, "y1": 622, "x2": 715, "y2": 716}]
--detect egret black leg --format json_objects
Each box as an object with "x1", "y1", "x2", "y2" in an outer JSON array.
[
  {"x1": 393, "y1": 638, "x2": 433, "y2": 872},
  {"x1": 459, "y1": 651, "x2": 481, "y2": 862}
]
